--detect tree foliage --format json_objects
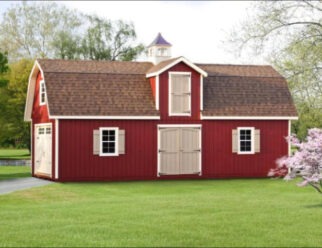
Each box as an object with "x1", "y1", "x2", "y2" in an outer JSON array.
[
  {"x1": 0, "y1": 2, "x2": 81, "y2": 61},
  {"x1": 0, "y1": 59, "x2": 33, "y2": 149},
  {"x1": 269, "y1": 128, "x2": 322, "y2": 194},
  {"x1": 228, "y1": 1, "x2": 322, "y2": 138},
  {"x1": 0, "y1": 2, "x2": 145, "y2": 62}
]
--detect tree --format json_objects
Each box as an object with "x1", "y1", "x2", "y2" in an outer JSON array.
[
  {"x1": 268, "y1": 128, "x2": 322, "y2": 194},
  {"x1": 80, "y1": 16, "x2": 144, "y2": 61},
  {"x1": 228, "y1": 1, "x2": 322, "y2": 137},
  {"x1": 0, "y1": 1, "x2": 82, "y2": 61},
  {"x1": 0, "y1": 59, "x2": 33, "y2": 149},
  {"x1": 0, "y1": 52, "x2": 10, "y2": 146}
]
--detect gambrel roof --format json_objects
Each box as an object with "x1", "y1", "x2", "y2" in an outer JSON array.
[{"x1": 24, "y1": 58, "x2": 297, "y2": 120}]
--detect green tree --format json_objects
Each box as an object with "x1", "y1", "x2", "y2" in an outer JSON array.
[
  {"x1": 80, "y1": 16, "x2": 144, "y2": 61},
  {"x1": 0, "y1": 52, "x2": 10, "y2": 146},
  {"x1": 0, "y1": 59, "x2": 33, "y2": 149},
  {"x1": 228, "y1": 1, "x2": 322, "y2": 138},
  {"x1": 0, "y1": 1, "x2": 82, "y2": 61}
]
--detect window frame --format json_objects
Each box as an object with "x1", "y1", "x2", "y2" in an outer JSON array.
[
  {"x1": 237, "y1": 127, "x2": 255, "y2": 155},
  {"x1": 99, "y1": 127, "x2": 119, "y2": 156},
  {"x1": 39, "y1": 80, "x2": 46, "y2": 106},
  {"x1": 168, "y1": 71, "x2": 192, "y2": 117}
]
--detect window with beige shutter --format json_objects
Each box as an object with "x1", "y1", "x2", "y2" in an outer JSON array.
[
  {"x1": 93, "y1": 128, "x2": 125, "y2": 156},
  {"x1": 169, "y1": 73, "x2": 191, "y2": 116},
  {"x1": 232, "y1": 127, "x2": 260, "y2": 154}
]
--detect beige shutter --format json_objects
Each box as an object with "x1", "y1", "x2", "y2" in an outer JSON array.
[
  {"x1": 93, "y1": 130, "x2": 100, "y2": 155},
  {"x1": 254, "y1": 129, "x2": 260, "y2": 153},
  {"x1": 232, "y1": 129, "x2": 238, "y2": 153},
  {"x1": 171, "y1": 75, "x2": 190, "y2": 114},
  {"x1": 118, "y1": 130, "x2": 125, "y2": 154}
]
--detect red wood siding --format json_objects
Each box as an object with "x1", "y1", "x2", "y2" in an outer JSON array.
[
  {"x1": 159, "y1": 62, "x2": 201, "y2": 120},
  {"x1": 57, "y1": 119, "x2": 288, "y2": 181},
  {"x1": 149, "y1": 76, "x2": 156, "y2": 101},
  {"x1": 31, "y1": 72, "x2": 56, "y2": 180}
]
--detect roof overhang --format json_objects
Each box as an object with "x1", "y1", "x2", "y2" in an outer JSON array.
[
  {"x1": 200, "y1": 115, "x2": 298, "y2": 120},
  {"x1": 49, "y1": 115, "x2": 160, "y2": 120},
  {"x1": 24, "y1": 60, "x2": 44, "y2": 121},
  {"x1": 146, "y1": 57, "x2": 208, "y2": 78}
]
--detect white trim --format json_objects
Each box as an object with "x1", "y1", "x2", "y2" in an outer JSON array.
[
  {"x1": 237, "y1": 127, "x2": 255, "y2": 155},
  {"x1": 49, "y1": 115, "x2": 160, "y2": 120},
  {"x1": 39, "y1": 80, "x2": 46, "y2": 106},
  {"x1": 99, "y1": 127, "x2": 119, "y2": 156},
  {"x1": 35, "y1": 123, "x2": 52, "y2": 127},
  {"x1": 55, "y1": 119, "x2": 59, "y2": 180},
  {"x1": 146, "y1": 56, "x2": 208, "y2": 78},
  {"x1": 24, "y1": 60, "x2": 46, "y2": 121},
  {"x1": 30, "y1": 119, "x2": 33, "y2": 175},
  {"x1": 201, "y1": 115, "x2": 298, "y2": 120},
  {"x1": 157, "y1": 124, "x2": 202, "y2": 177},
  {"x1": 288, "y1": 120, "x2": 291, "y2": 156},
  {"x1": 200, "y1": 75, "x2": 203, "y2": 111},
  {"x1": 168, "y1": 71, "x2": 191, "y2": 117},
  {"x1": 156, "y1": 75, "x2": 159, "y2": 110},
  {"x1": 158, "y1": 124, "x2": 202, "y2": 128}
]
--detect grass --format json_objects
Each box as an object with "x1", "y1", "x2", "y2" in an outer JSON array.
[
  {"x1": 0, "y1": 179, "x2": 321, "y2": 247},
  {"x1": 0, "y1": 149, "x2": 30, "y2": 160},
  {"x1": 0, "y1": 166, "x2": 31, "y2": 180}
]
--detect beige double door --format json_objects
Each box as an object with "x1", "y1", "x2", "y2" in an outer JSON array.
[
  {"x1": 35, "y1": 124, "x2": 52, "y2": 176},
  {"x1": 158, "y1": 126, "x2": 201, "y2": 175}
]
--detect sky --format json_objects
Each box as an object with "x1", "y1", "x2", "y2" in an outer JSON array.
[{"x1": 0, "y1": 1, "x2": 263, "y2": 64}]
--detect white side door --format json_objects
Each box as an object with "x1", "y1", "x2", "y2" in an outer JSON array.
[{"x1": 35, "y1": 124, "x2": 52, "y2": 176}]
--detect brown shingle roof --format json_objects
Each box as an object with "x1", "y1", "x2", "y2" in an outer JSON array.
[
  {"x1": 146, "y1": 57, "x2": 180, "y2": 75},
  {"x1": 37, "y1": 59, "x2": 297, "y2": 117},
  {"x1": 38, "y1": 59, "x2": 153, "y2": 74},
  {"x1": 196, "y1": 64, "x2": 283, "y2": 78},
  {"x1": 38, "y1": 59, "x2": 158, "y2": 116},
  {"x1": 202, "y1": 76, "x2": 297, "y2": 116}
]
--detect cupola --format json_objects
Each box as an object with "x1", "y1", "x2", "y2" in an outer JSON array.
[{"x1": 148, "y1": 33, "x2": 172, "y2": 64}]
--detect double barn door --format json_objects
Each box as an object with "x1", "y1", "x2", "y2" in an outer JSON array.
[{"x1": 158, "y1": 126, "x2": 201, "y2": 175}]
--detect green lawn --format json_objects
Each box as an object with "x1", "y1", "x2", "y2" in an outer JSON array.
[
  {"x1": 0, "y1": 166, "x2": 31, "y2": 180},
  {"x1": 0, "y1": 178, "x2": 321, "y2": 247},
  {"x1": 0, "y1": 149, "x2": 30, "y2": 160}
]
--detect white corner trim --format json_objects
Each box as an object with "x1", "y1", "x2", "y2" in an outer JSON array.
[
  {"x1": 237, "y1": 127, "x2": 255, "y2": 155},
  {"x1": 49, "y1": 115, "x2": 160, "y2": 120},
  {"x1": 99, "y1": 127, "x2": 119, "y2": 156},
  {"x1": 168, "y1": 72, "x2": 192, "y2": 117},
  {"x1": 30, "y1": 119, "x2": 33, "y2": 175},
  {"x1": 146, "y1": 56, "x2": 208, "y2": 78},
  {"x1": 156, "y1": 75, "x2": 159, "y2": 110},
  {"x1": 288, "y1": 120, "x2": 291, "y2": 156},
  {"x1": 200, "y1": 75, "x2": 203, "y2": 111},
  {"x1": 200, "y1": 115, "x2": 298, "y2": 120},
  {"x1": 55, "y1": 119, "x2": 59, "y2": 179}
]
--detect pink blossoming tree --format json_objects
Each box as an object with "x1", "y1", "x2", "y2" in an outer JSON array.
[{"x1": 268, "y1": 128, "x2": 322, "y2": 194}]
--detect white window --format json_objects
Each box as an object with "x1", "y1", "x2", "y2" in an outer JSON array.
[
  {"x1": 157, "y1": 48, "x2": 167, "y2": 56},
  {"x1": 39, "y1": 80, "x2": 46, "y2": 105},
  {"x1": 169, "y1": 72, "x2": 191, "y2": 116},
  {"x1": 237, "y1": 127, "x2": 255, "y2": 154},
  {"x1": 99, "y1": 127, "x2": 119, "y2": 156}
]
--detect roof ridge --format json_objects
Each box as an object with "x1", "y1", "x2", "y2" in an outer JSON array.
[
  {"x1": 37, "y1": 58, "x2": 153, "y2": 65},
  {"x1": 195, "y1": 63, "x2": 273, "y2": 67}
]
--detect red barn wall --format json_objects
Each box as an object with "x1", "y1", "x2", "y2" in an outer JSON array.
[
  {"x1": 58, "y1": 119, "x2": 288, "y2": 181},
  {"x1": 31, "y1": 72, "x2": 56, "y2": 179},
  {"x1": 159, "y1": 62, "x2": 201, "y2": 120}
]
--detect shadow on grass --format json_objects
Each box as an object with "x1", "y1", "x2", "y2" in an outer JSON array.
[
  {"x1": 0, "y1": 173, "x2": 31, "y2": 181},
  {"x1": 304, "y1": 203, "x2": 322, "y2": 208}
]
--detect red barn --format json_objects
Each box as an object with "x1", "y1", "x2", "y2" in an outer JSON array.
[{"x1": 24, "y1": 33, "x2": 298, "y2": 182}]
